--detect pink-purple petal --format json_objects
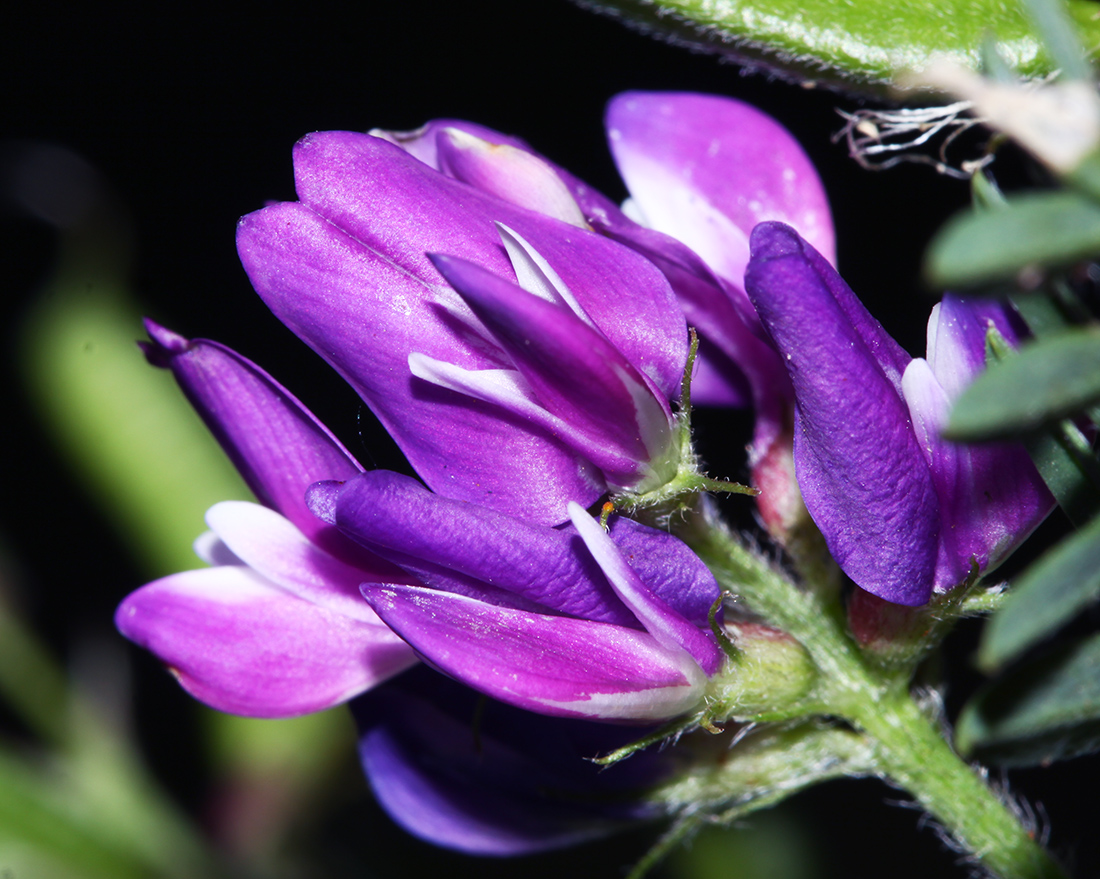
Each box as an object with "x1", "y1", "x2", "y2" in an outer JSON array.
[
  {"x1": 203, "y1": 501, "x2": 411, "y2": 622},
  {"x1": 361, "y1": 584, "x2": 705, "y2": 721},
  {"x1": 140, "y1": 321, "x2": 369, "y2": 558},
  {"x1": 116, "y1": 566, "x2": 416, "y2": 718},
  {"x1": 428, "y1": 253, "x2": 677, "y2": 487},
  {"x1": 568, "y1": 504, "x2": 724, "y2": 674},
  {"x1": 288, "y1": 130, "x2": 689, "y2": 400},
  {"x1": 606, "y1": 92, "x2": 835, "y2": 280},
  {"x1": 317, "y1": 471, "x2": 636, "y2": 626},
  {"x1": 436, "y1": 128, "x2": 588, "y2": 227},
  {"x1": 237, "y1": 200, "x2": 602, "y2": 523}
]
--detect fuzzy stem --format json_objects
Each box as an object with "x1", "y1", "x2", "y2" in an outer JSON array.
[
  {"x1": 680, "y1": 504, "x2": 1065, "y2": 879},
  {"x1": 854, "y1": 691, "x2": 1063, "y2": 879}
]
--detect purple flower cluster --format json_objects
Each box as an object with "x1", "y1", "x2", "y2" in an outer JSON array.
[{"x1": 116, "y1": 91, "x2": 1052, "y2": 851}]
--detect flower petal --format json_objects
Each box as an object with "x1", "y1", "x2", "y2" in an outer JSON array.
[
  {"x1": 314, "y1": 471, "x2": 721, "y2": 626},
  {"x1": 317, "y1": 471, "x2": 637, "y2": 625},
  {"x1": 204, "y1": 500, "x2": 411, "y2": 621},
  {"x1": 237, "y1": 200, "x2": 601, "y2": 523},
  {"x1": 361, "y1": 584, "x2": 705, "y2": 721},
  {"x1": 746, "y1": 223, "x2": 939, "y2": 605},
  {"x1": 116, "y1": 566, "x2": 416, "y2": 717},
  {"x1": 352, "y1": 667, "x2": 666, "y2": 855},
  {"x1": 903, "y1": 357, "x2": 1054, "y2": 591},
  {"x1": 436, "y1": 127, "x2": 588, "y2": 227},
  {"x1": 568, "y1": 503, "x2": 724, "y2": 674},
  {"x1": 140, "y1": 322, "x2": 371, "y2": 563},
  {"x1": 926, "y1": 294, "x2": 1029, "y2": 400},
  {"x1": 606, "y1": 91, "x2": 835, "y2": 284},
  {"x1": 428, "y1": 253, "x2": 677, "y2": 489},
  {"x1": 291, "y1": 130, "x2": 688, "y2": 398}
]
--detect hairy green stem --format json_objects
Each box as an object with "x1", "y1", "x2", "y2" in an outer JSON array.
[{"x1": 680, "y1": 504, "x2": 1065, "y2": 879}]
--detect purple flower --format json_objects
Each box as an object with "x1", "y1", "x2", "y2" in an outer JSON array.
[
  {"x1": 309, "y1": 471, "x2": 726, "y2": 722},
  {"x1": 119, "y1": 323, "x2": 725, "y2": 721},
  {"x1": 744, "y1": 222, "x2": 1054, "y2": 605},
  {"x1": 116, "y1": 322, "x2": 418, "y2": 717},
  {"x1": 236, "y1": 128, "x2": 691, "y2": 525},
  {"x1": 376, "y1": 93, "x2": 835, "y2": 466},
  {"x1": 352, "y1": 666, "x2": 673, "y2": 854}
]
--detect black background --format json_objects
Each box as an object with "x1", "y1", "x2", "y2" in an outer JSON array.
[{"x1": 4, "y1": 1, "x2": 1095, "y2": 877}]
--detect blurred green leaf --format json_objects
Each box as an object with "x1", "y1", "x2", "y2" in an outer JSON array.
[
  {"x1": 1010, "y1": 288, "x2": 1074, "y2": 337},
  {"x1": 0, "y1": 748, "x2": 158, "y2": 879},
  {"x1": 958, "y1": 632, "x2": 1100, "y2": 766},
  {"x1": 945, "y1": 328, "x2": 1100, "y2": 440},
  {"x1": 979, "y1": 514, "x2": 1100, "y2": 670},
  {"x1": 1022, "y1": 0, "x2": 1092, "y2": 81},
  {"x1": 971, "y1": 167, "x2": 1009, "y2": 210},
  {"x1": 948, "y1": 326, "x2": 1100, "y2": 526},
  {"x1": 1024, "y1": 419, "x2": 1100, "y2": 527},
  {"x1": 926, "y1": 190, "x2": 1100, "y2": 288},
  {"x1": 665, "y1": 815, "x2": 817, "y2": 879},
  {"x1": 580, "y1": 0, "x2": 1100, "y2": 92},
  {"x1": 21, "y1": 284, "x2": 251, "y2": 578}
]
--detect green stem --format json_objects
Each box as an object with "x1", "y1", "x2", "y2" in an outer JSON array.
[
  {"x1": 855, "y1": 692, "x2": 1063, "y2": 879},
  {"x1": 680, "y1": 504, "x2": 1065, "y2": 879}
]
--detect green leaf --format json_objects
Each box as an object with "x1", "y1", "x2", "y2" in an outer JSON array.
[
  {"x1": 957, "y1": 632, "x2": 1100, "y2": 766},
  {"x1": 958, "y1": 327, "x2": 1100, "y2": 526},
  {"x1": 0, "y1": 748, "x2": 157, "y2": 879},
  {"x1": 581, "y1": 0, "x2": 1100, "y2": 92},
  {"x1": 979, "y1": 514, "x2": 1100, "y2": 670},
  {"x1": 926, "y1": 190, "x2": 1100, "y2": 288},
  {"x1": 1021, "y1": 0, "x2": 1092, "y2": 81},
  {"x1": 945, "y1": 328, "x2": 1100, "y2": 440},
  {"x1": 1024, "y1": 420, "x2": 1100, "y2": 527},
  {"x1": 971, "y1": 167, "x2": 1009, "y2": 210},
  {"x1": 20, "y1": 285, "x2": 251, "y2": 578}
]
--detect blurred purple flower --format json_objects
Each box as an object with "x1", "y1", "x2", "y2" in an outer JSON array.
[
  {"x1": 352, "y1": 666, "x2": 674, "y2": 854},
  {"x1": 745, "y1": 222, "x2": 1054, "y2": 605}
]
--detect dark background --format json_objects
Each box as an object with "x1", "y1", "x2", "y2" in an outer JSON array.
[{"x1": 3, "y1": 1, "x2": 1094, "y2": 877}]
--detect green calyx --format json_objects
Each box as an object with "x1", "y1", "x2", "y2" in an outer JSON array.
[
  {"x1": 608, "y1": 328, "x2": 757, "y2": 524},
  {"x1": 704, "y1": 622, "x2": 818, "y2": 724}
]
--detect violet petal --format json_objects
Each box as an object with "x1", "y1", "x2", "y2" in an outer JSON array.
[
  {"x1": 352, "y1": 667, "x2": 666, "y2": 854},
  {"x1": 606, "y1": 91, "x2": 835, "y2": 285},
  {"x1": 746, "y1": 223, "x2": 939, "y2": 605},
  {"x1": 116, "y1": 566, "x2": 416, "y2": 717},
  {"x1": 321, "y1": 471, "x2": 637, "y2": 626},
  {"x1": 140, "y1": 321, "x2": 374, "y2": 565},
  {"x1": 203, "y1": 501, "x2": 413, "y2": 622},
  {"x1": 361, "y1": 584, "x2": 705, "y2": 721},
  {"x1": 428, "y1": 253, "x2": 677, "y2": 489},
  {"x1": 568, "y1": 503, "x2": 724, "y2": 675}
]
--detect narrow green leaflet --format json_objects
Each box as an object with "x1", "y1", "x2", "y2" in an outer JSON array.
[
  {"x1": 957, "y1": 632, "x2": 1100, "y2": 766},
  {"x1": 1026, "y1": 420, "x2": 1100, "y2": 528},
  {"x1": 944, "y1": 328, "x2": 1100, "y2": 440},
  {"x1": 979, "y1": 514, "x2": 1100, "y2": 671},
  {"x1": 579, "y1": 0, "x2": 1100, "y2": 92},
  {"x1": 925, "y1": 191, "x2": 1100, "y2": 289},
  {"x1": 946, "y1": 327, "x2": 1100, "y2": 527}
]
